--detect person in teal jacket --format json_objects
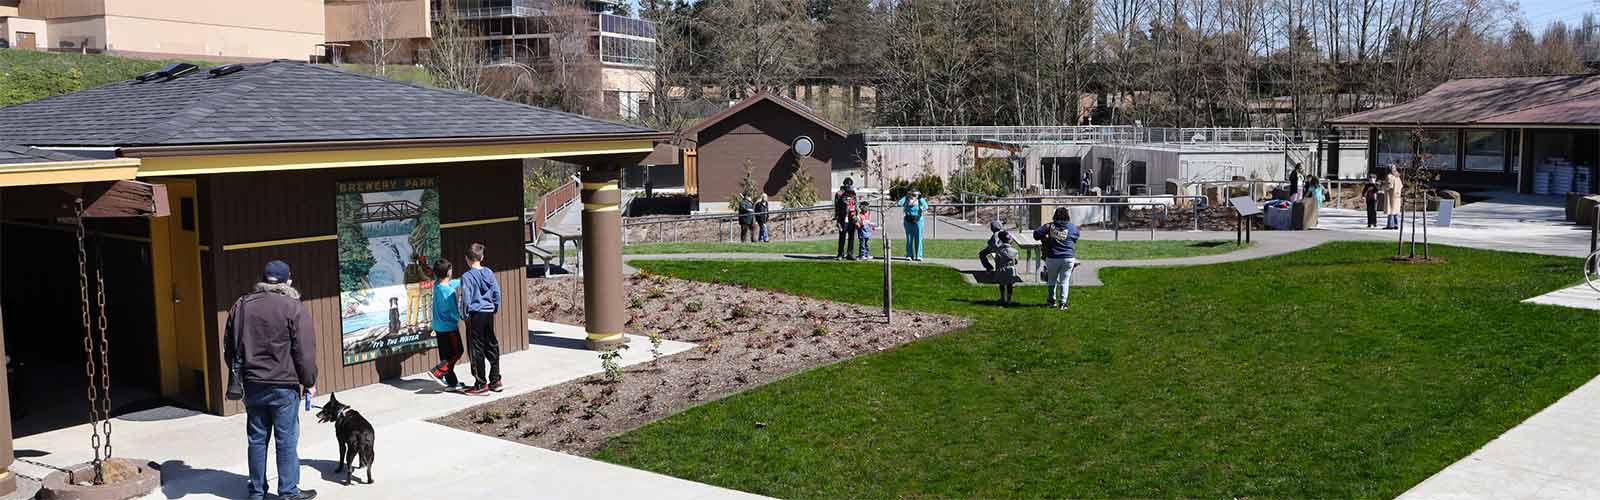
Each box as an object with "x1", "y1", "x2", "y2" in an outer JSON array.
[{"x1": 897, "y1": 190, "x2": 929, "y2": 261}]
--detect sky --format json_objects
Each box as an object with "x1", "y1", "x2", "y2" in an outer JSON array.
[
  {"x1": 619, "y1": 0, "x2": 1595, "y2": 34},
  {"x1": 1517, "y1": 0, "x2": 1598, "y2": 30}
]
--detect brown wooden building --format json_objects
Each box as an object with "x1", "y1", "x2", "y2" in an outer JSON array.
[
  {"x1": 681, "y1": 93, "x2": 851, "y2": 210},
  {"x1": 1329, "y1": 74, "x2": 1600, "y2": 195},
  {"x1": 0, "y1": 60, "x2": 662, "y2": 481}
]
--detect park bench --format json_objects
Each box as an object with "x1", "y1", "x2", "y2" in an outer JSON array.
[{"x1": 525, "y1": 243, "x2": 557, "y2": 277}]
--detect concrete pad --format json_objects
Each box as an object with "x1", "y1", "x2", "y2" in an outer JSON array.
[
  {"x1": 1523, "y1": 284, "x2": 1600, "y2": 311},
  {"x1": 13, "y1": 322, "x2": 729, "y2": 500},
  {"x1": 152, "y1": 420, "x2": 766, "y2": 500},
  {"x1": 1398, "y1": 372, "x2": 1600, "y2": 500}
]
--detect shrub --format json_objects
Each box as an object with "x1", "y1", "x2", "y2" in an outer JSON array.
[
  {"x1": 948, "y1": 157, "x2": 1014, "y2": 198},
  {"x1": 780, "y1": 162, "x2": 819, "y2": 208},
  {"x1": 888, "y1": 173, "x2": 945, "y2": 201}
]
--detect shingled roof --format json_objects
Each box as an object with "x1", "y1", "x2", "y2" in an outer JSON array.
[
  {"x1": 1327, "y1": 73, "x2": 1600, "y2": 127},
  {"x1": 682, "y1": 93, "x2": 848, "y2": 140},
  {"x1": 0, "y1": 143, "x2": 92, "y2": 165},
  {"x1": 0, "y1": 61, "x2": 659, "y2": 147}
]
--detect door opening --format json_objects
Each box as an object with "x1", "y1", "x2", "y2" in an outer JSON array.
[{"x1": 150, "y1": 179, "x2": 210, "y2": 411}]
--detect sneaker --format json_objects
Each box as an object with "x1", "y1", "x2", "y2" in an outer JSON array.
[
  {"x1": 444, "y1": 383, "x2": 468, "y2": 393},
  {"x1": 489, "y1": 381, "x2": 504, "y2": 392},
  {"x1": 425, "y1": 366, "x2": 447, "y2": 385},
  {"x1": 280, "y1": 491, "x2": 318, "y2": 500},
  {"x1": 1046, "y1": 299, "x2": 1057, "y2": 307},
  {"x1": 463, "y1": 384, "x2": 491, "y2": 396}
]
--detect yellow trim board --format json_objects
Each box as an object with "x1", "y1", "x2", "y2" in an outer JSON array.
[
  {"x1": 440, "y1": 216, "x2": 522, "y2": 229},
  {"x1": 222, "y1": 234, "x2": 337, "y2": 251},
  {"x1": 581, "y1": 182, "x2": 619, "y2": 190},
  {"x1": 222, "y1": 217, "x2": 522, "y2": 251},
  {"x1": 134, "y1": 140, "x2": 655, "y2": 177},
  {"x1": 0, "y1": 158, "x2": 141, "y2": 187}
]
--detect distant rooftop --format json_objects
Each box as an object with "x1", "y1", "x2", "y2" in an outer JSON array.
[
  {"x1": 1327, "y1": 73, "x2": 1600, "y2": 127},
  {"x1": 0, "y1": 60, "x2": 658, "y2": 148}
]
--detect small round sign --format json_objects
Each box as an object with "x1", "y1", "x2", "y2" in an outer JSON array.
[{"x1": 793, "y1": 136, "x2": 815, "y2": 157}]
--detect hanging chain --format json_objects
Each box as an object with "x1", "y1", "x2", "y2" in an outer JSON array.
[
  {"x1": 95, "y1": 229, "x2": 114, "y2": 463},
  {"x1": 75, "y1": 199, "x2": 106, "y2": 484}
]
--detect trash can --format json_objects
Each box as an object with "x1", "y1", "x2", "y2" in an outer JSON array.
[
  {"x1": 1291, "y1": 200, "x2": 1319, "y2": 229},
  {"x1": 1264, "y1": 206, "x2": 1292, "y2": 230},
  {"x1": 1579, "y1": 195, "x2": 1600, "y2": 227},
  {"x1": 1430, "y1": 190, "x2": 1461, "y2": 211}
]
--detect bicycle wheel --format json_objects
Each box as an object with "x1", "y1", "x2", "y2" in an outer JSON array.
[{"x1": 1587, "y1": 250, "x2": 1600, "y2": 294}]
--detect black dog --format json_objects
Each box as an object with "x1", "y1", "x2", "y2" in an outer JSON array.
[{"x1": 316, "y1": 393, "x2": 376, "y2": 485}]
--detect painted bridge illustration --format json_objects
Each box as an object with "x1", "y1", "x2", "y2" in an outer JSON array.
[{"x1": 356, "y1": 200, "x2": 422, "y2": 223}]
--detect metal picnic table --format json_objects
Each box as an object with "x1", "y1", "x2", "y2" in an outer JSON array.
[
  {"x1": 542, "y1": 226, "x2": 583, "y2": 275},
  {"x1": 1013, "y1": 231, "x2": 1043, "y2": 275}
]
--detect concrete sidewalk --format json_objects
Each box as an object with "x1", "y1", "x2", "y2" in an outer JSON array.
[
  {"x1": 13, "y1": 322, "x2": 767, "y2": 500},
  {"x1": 625, "y1": 230, "x2": 1338, "y2": 287}
]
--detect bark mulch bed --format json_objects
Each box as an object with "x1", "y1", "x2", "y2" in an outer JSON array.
[{"x1": 432, "y1": 271, "x2": 970, "y2": 455}]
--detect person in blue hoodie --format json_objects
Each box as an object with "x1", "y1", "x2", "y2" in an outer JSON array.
[
  {"x1": 460, "y1": 243, "x2": 503, "y2": 395},
  {"x1": 1033, "y1": 207, "x2": 1081, "y2": 310},
  {"x1": 897, "y1": 190, "x2": 929, "y2": 261}
]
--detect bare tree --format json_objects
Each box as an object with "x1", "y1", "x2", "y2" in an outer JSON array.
[
  {"x1": 424, "y1": 2, "x2": 488, "y2": 94},
  {"x1": 355, "y1": 0, "x2": 403, "y2": 76}
]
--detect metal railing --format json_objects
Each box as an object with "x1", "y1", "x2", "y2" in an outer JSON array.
[
  {"x1": 946, "y1": 192, "x2": 1207, "y2": 232},
  {"x1": 621, "y1": 204, "x2": 839, "y2": 245},
  {"x1": 927, "y1": 201, "x2": 1176, "y2": 242},
  {"x1": 867, "y1": 126, "x2": 1365, "y2": 152}
]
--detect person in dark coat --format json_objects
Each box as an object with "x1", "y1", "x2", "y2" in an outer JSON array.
[
  {"x1": 736, "y1": 193, "x2": 756, "y2": 242},
  {"x1": 1080, "y1": 168, "x2": 1094, "y2": 195},
  {"x1": 225, "y1": 260, "x2": 318, "y2": 500},
  {"x1": 1288, "y1": 164, "x2": 1303, "y2": 199},
  {"x1": 833, "y1": 178, "x2": 859, "y2": 260},
  {"x1": 755, "y1": 193, "x2": 771, "y2": 242},
  {"x1": 1361, "y1": 174, "x2": 1379, "y2": 228}
]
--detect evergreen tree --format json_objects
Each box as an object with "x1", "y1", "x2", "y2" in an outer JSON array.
[
  {"x1": 780, "y1": 160, "x2": 819, "y2": 208},
  {"x1": 337, "y1": 193, "x2": 377, "y2": 295},
  {"x1": 410, "y1": 188, "x2": 441, "y2": 267}
]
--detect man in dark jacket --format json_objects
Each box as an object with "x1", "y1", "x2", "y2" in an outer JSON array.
[
  {"x1": 833, "y1": 178, "x2": 858, "y2": 260},
  {"x1": 736, "y1": 193, "x2": 756, "y2": 242},
  {"x1": 225, "y1": 260, "x2": 317, "y2": 500}
]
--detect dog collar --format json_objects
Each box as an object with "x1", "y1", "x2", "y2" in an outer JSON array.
[{"x1": 337, "y1": 407, "x2": 353, "y2": 418}]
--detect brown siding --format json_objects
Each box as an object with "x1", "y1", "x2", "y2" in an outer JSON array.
[
  {"x1": 696, "y1": 100, "x2": 839, "y2": 208},
  {"x1": 204, "y1": 160, "x2": 528, "y2": 415}
]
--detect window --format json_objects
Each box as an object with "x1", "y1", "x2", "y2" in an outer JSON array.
[
  {"x1": 1129, "y1": 160, "x2": 1148, "y2": 187},
  {"x1": 1463, "y1": 130, "x2": 1507, "y2": 172},
  {"x1": 1040, "y1": 157, "x2": 1080, "y2": 191},
  {"x1": 1376, "y1": 128, "x2": 1457, "y2": 171}
]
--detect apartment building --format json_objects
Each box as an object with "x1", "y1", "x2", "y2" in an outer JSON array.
[
  {"x1": 0, "y1": 0, "x2": 324, "y2": 60},
  {"x1": 325, "y1": 0, "x2": 657, "y2": 119}
]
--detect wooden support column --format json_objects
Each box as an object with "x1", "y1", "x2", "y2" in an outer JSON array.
[
  {"x1": 580, "y1": 166, "x2": 627, "y2": 350},
  {"x1": 0, "y1": 188, "x2": 13, "y2": 497}
]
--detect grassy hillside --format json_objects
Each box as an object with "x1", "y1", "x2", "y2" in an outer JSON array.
[{"x1": 0, "y1": 50, "x2": 212, "y2": 107}]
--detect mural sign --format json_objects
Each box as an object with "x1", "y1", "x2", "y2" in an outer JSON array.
[{"x1": 337, "y1": 177, "x2": 441, "y2": 365}]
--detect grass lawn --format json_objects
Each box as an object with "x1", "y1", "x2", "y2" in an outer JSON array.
[
  {"x1": 624, "y1": 238, "x2": 1246, "y2": 261},
  {"x1": 0, "y1": 50, "x2": 212, "y2": 107},
  {"x1": 594, "y1": 242, "x2": 1599, "y2": 498}
]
